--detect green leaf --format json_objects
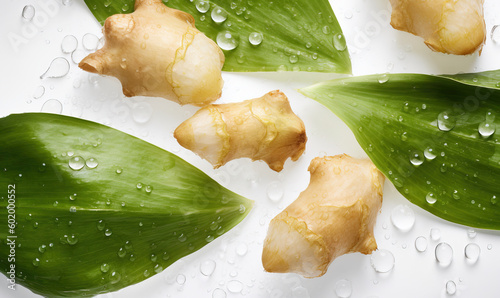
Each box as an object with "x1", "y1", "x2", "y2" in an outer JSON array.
[
  {"x1": 0, "y1": 113, "x2": 252, "y2": 297},
  {"x1": 440, "y1": 69, "x2": 500, "y2": 90},
  {"x1": 83, "y1": 0, "x2": 351, "y2": 73},
  {"x1": 300, "y1": 73, "x2": 500, "y2": 230}
]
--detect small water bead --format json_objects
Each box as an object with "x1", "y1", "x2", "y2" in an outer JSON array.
[
  {"x1": 333, "y1": 33, "x2": 347, "y2": 51},
  {"x1": 132, "y1": 102, "x2": 153, "y2": 124},
  {"x1": 426, "y1": 193, "x2": 436, "y2": 204},
  {"x1": 178, "y1": 233, "x2": 187, "y2": 242},
  {"x1": 391, "y1": 204, "x2": 415, "y2": 231},
  {"x1": 69, "y1": 206, "x2": 77, "y2": 213},
  {"x1": 437, "y1": 111, "x2": 456, "y2": 131},
  {"x1": 33, "y1": 258, "x2": 40, "y2": 267},
  {"x1": 467, "y1": 228, "x2": 477, "y2": 239},
  {"x1": 39, "y1": 244, "x2": 47, "y2": 253},
  {"x1": 415, "y1": 236, "x2": 427, "y2": 252},
  {"x1": 464, "y1": 243, "x2": 480, "y2": 263},
  {"x1": 266, "y1": 181, "x2": 284, "y2": 202},
  {"x1": 61, "y1": 35, "x2": 78, "y2": 54},
  {"x1": 239, "y1": 204, "x2": 246, "y2": 214},
  {"x1": 478, "y1": 121, "x2": 496, "y2": 137},
  {"x1": 110, "y1": 271, "x2": 121, "y2": 284},
  {"x1": 41, "y1": 99, "x2": 63, "y2": 114},
  {"x1": 97, "y1": 220, "x2": 105, "y2": 231},
  {"x1": 101, "y1": 263, "x2": 110, "y2": 273},
  {"x1": 370, "y1": 249, "x2": 395, "y2": 273},
  {"x1": 62, "y1": 0, "x2": 73, "y2": 5},
  {"x1": 289, "y1": 55, "x2": 298, "y2": 64},
  {"x1": 487, "y1": 244, "x2": 492, "y2": 250},
  {"x1": 196, "y1": 0, "x2": 210, "y2": 13},
  {"x1": 212, "y1": 288, "x2": 227, "y2": 298},
  {"x1": 200, "y1": 259, "x2": 216, "y2": 276},
  {"x1": 216, "y1": 31, "x2": 239, "y2": 50},
  {"x1": 435, "y1": 242, "x2": 453, "y2": 266},
  {"x1": 410, "y1": 151, "x2": 424, "y2": 166},
  {"x1": 378, "y1": 73, "x2": 389, "y2": 84},
  {"x1": 82, "y1": 33, "x2": 100, "y2": 51},
  {"x1": 136, "y1": 182, "x2": 143, "y2": 190},
  {"x1": 118, "y1": 247, "x2": 126, "y2": 258},
  {"x1": 491, "y1": 25, "x2": 500, "y2": 44},
  {"x1": 227, "y1": 280, "x2": 243, "y2": 293},
  {"x1": 335, "y1": 279, "x2": 352, "y2": 298},
  {"x1": 248, "y1": 32, "x2": 263, "y2": 45},
  {"x1": 211, "y1": 6, "x2": 228, "y2": 23},
  {"x1": 33, "y1": 85, "x2": 45, "y2": 100},
  {"x1": 446, "y1": 280, "x2": 457, "y2": 295},
  {"x1": 67, "y1": 234, "x2": 78, "y2": 245},
  {"x1": 491, "y1": 195, "x2": 498, "y2": 205},
  {"x1": 344, "y1": 9, "x2": 353, "y2": 19},
  {"x1": 430, "y1": 228, "x2": 441, "y2": 241},
  {"x1": 105, "y1": 228, "x2": 113, "y2": 236},
  {"x1": 71, "y1": 49, "x2": 87, "y2": 64},
  {"x1": 85, "y1": 158, "x2": 98, "y2": 169},
  {"x1": 176, "y1": 274, "x2": 186, "y2": 285},
  {"x1": 236, "y1": 243, "x2": 248, "y2": 256},
  {"x1": 40, "y1": 57, "x2": 70, "y2": 79},
  {"x1": 22, "y1": 5, "x2": 36, "y2": 21},
  {"x1": 424, "y1": 147, "x2": 436, "y2": 160},
  {"x1": 145, "y1": 185, "x2": 153, "y2": 193},
  {"x1": 69, "y1": 156, "x2": 85, "y2": 170}
]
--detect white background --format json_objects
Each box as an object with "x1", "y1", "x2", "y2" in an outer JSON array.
[{"x1": 1, "y1": 0, "x2": 500, "y2": 297}]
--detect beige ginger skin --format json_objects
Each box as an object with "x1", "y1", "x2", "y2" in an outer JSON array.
[
  {"x1": 262, "y1": 155, "x2": 384, "y2": 278},
  {"x1": 174, "y1": 90, "x2": 307, "y2": 172},
  {"x1": 390, "y1": 0, "x2": 486, "y2": 55},
  {"x1": 79, "y1": 0, "x2": 225, "y2": 106}
]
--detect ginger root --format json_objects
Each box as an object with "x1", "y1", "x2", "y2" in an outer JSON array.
[
  {"x1": 262, "y1": 155, "x2": 384, "y2": 278},
  {"x1": 79, "y1": 0, "x2": 225, "y2": 106},
  {"x1": 174, "y1": 90, "x2": 307, "y2": 172},
  {"x1": 389, "y1": 0, "x2": 486, "y2": 55}
]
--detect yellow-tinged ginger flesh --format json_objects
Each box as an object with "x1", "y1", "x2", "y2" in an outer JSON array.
[
  {"x1": 390, "y1": 0, "x2": 486, "y2": 55},
  {"x1": 262, "y1": 155, "x2": 384, "y2": 278},
  {"x1": 174, "y1": 90, "x2": 307, "y2": 172},
  {"x1": 79, "y1": 0, "x2": 224, "y2": 106}
]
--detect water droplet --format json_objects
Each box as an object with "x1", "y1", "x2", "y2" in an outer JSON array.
[
  {"x1": 178, "y1": 233, "x2": 187, "y2": 242},
  {"x1": 464, "y1": 243, "x2": 480, "y2": 263},
  {"x1": 238, "y1": 204, "x2": 246, "y2": 213},
  {"x1": 211, "y1": 6, "x2": 228, "y2": 23},
  {"x1": 136, "y1": 182, "x2": 143, "y2": 190},
  {"x1": 132, "y1": 102, "x2": 153, "y2": 123},
  {"x1": 40, "y1": 57, "x2": 70, "y2": 79},
  {"x1": 446, "y1": 280, "x2": 457, "y2": 295},
  {"x1": 424, "y1": 147, "x2": 436, "y2": 160},
  {"x1": 391, "y1": 204, "x2": 415, "y2": 231},
  {"x1": 344, "y1": 9, "x2": 353, "y2": 19},
  {"x1": 200, "y1": 259, "x2": 216, "y2": 276},
  {"x1": 216, "y1": 31, "x2": 239, "y2": 50},
  {"x1": 97, "y1": 220, "x2": 105, "y2": 231},
  {"x1": 370, "y1": 249, "x2": 395, "y2": 273},
  {"x1": 69, "y1": 206, "x2": 77, "y2": 213},
  {"x1": 38, "y1": 244, "x2": 47, "y2": 253},
  {"x1": 22, "y1": 5, "x2": 35, "y2": 21},
  {"x1": 437, "y1": 111, "x2": 456, "y2": 131},
  {"x1": 212, "y1": 288, "x2": 227, "y2": 298},
  {"x1": 248, "y1": 32, "x2": 263, "y2": 45},
  {"x1": 176, "y1": 274, "x2": 186, "y2": 285},
  {"x1": 378, "y1": 73, "x2": 389, "y2": 84},
  {"x1": 67, "y1": 234, "x2": 78, "y2": 245},
  {"x1": 196, "y1": 0, "x2": 210, "y2": 13},
  {"x1": 61, "y1": 35, "x2": 78, "y2": 54},
  {"x1": 41, "y1": 99, "x2": 63, "y2": 114},
  {"x1": 145, "y1": 185, "x2": 153, "y2": 193},
  {"x1": 289, "y1": 55, "x2": 298, "y2": 64},
  {"x1": 467, "y1": 228, "x2": 476, "y2": 239},
  {"x1": 487, "y1": 244, "x2": 492, "y2": 250},
  {"x1": 335, "y1": 279, "x2": 352, "y2": 298},
  {"x1": 435, "y1": 242, "x2": 453, "y2": 266},
  {"x1": 491, "y1": 195, "x2": 497, "y2": 205},
  {"x1": 101, "y1": 263, "x2": 110, "y2": 273},
  {"x1": 415, "y1": 236, "x2": 427, "y2": 252},
  {"x1": 236, "y1": 243, "x2": 248, "y2": 256},
  {"x1": 32, "y1": 258, "x2": 40, "y2": 267},
  {"x1": 82, "y1": 33, "x2": 100, "y2": 51},
  {"x1": 266, "y1": 181, "x2": 283, "y2": 202},
  {"x1": 110, "y1": 271, "x2": 121, "y2": 284},
  {"x1": 430, "y1": 228, "x2": 441, "y2": 241},
  {"x1": 33, "y1": 85, "x2": 45, "y2": 99},
  {"x1": 118, "y1": 247, "x2": 126, "y2": 258},
  {"x1": 69, "y1": 156, "x2": 85, "y2": 170},
  {"x1": 206, "y1": 235, "x2": 215, "y2": 242},
  {"x1": 410, "y1": 151, "x2": 424, "y2": 166},
  {"x1": 491, "y1": 25, "x2": 500, "y2": 44},
  {"x1": 227, "y1": 280, "x2": 243, "y2": 293},
  {"x1": 71, "y1": 49, "x2": 86, "y2": 64},
  {"x1": 104, "y1": 228, "x2": 112, "y2": 236},
  {"x1": 478, "y1": 121, "x2": 495, "y2": 137},
  {"x1": 426, "y1": 193, "x2": 436, "y2": 204},
  {"x1": 333, "y1": 33, "x2": 347, "y2": 51},
  {"x1": 86, "y1": 158, "x2": 98, "y2": 169},
  {"x1": 62, "y1": 0, "x2": 73, "y2": 5}
]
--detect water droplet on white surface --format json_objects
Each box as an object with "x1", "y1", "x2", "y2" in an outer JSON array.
[
  {"x1": 82, "y1": 33, "x2": 100, "y2": 51},
  {"x1": 200, "y1": 260, "x2": 216, "y2": 276},
  {"x1": 430, "y1": 228, "x2": 441, "y2": 241},
  {"x1": 236, "y1": 243, "x2": 248, "y2": 256},
  {"x1": 370, "y1": 249, "x2": 394, "y2": 273},
  {"x1": 132, "y1": 102, "x2": 153, "y2": 124},
  {"x1": 176, "y1": 274, "x2": 186, "y2": 285},
  {"x1": 212, "y1": 288, "x2": 227, "y2": 298},
  {"x1": 415, "y1": 236, "x2": 427, "y2": 252},
  {"x1": 227, "y1": 280, "x2": 243, "y2": 293},
  {"x1": 435, "y1": 242, "x2": 453, "y2": 266},
  {"x1": 22, "y1": 5, "x2": 35, "y2": 21},
  {"x1": 467, "y1": 229, "x2": 477, "y2": 239},
  {"x1": 391, "y1": 204, "x2": 415, "y2": 231},
  {"x1": 464, "y1": 243, "x2": 480, "y2": 263},
  {"x1": 335, "y1": 279, "x2": 352, "y2": 298},
  {"x1": 491, "y1": 25, "x2": 500, "y2": 44},
  {"x1": 267, "y1": 181, "x2": 283, "y2": 202},
  {"x1": 446, "y1": 280, "x2": 457, "y2": 295},
  {"x1": 40, "y1": 57, "x2": 70, "y2": 79},
  {"x1": 61, "y1": 35, "x2": 78, "y2": 53},
  {"x1": 41, "y1": 99, "x2": 63, "y2": 114},
  {"x1": 33, "y1": 85, "x2": 45, "y2": 99},
  {"x1": 71, "y1": 50, "x2": 87, "y2": 64}
]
